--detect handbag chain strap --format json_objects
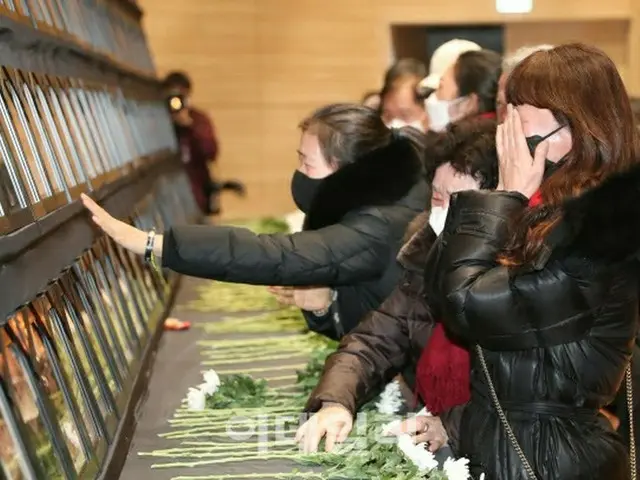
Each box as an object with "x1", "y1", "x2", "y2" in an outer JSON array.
[
  {"x1": 476, "y1": 344, "x2": 636, "y2": 480},
  {"x1": 475, "y1": 345, "x2": 539, "y2": 480},
  {"x1": 626, "y1": 361, "x2": 636, "y2": 480}
]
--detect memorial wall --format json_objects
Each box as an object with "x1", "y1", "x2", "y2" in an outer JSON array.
[{"x1": 0, "y1": 1, "x2": 197, "y2": 478}]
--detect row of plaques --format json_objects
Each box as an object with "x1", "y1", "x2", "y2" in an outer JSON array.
[
  {"x1": 0, "y1": 0, "x2": 154, "y2": 74},
  {"x1": 0, "y1": 172, "x2": 198, "y2": 479},
  {"x1": 0, "y1": 66, "x2": 176, "y2": 234}
]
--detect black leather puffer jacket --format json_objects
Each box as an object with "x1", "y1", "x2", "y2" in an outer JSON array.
[{"x1": 429, "y1": 165, "x2": 640, "y2": 479}]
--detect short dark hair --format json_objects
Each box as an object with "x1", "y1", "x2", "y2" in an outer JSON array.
[
  {"x1": 455, "y1": 50, "x2": 502, "y2": 115},
  {"x1": 299, "y1": 103, "x2": 425, "y2": 169},
  {"x1": 380, "y1": 58, "x2": 427, "y2": 102},
  {"x1": 162, "y1": 71, "x2": 192, "y2": 91},
  {"x1": 424, "y1": 117, "x2": 498, "y2": 189}
]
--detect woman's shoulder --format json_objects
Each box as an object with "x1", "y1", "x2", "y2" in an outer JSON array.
[
  {"x1": 304, "y1": 143, "x2": 426, "y2": 231},
  {"x1": 339, "y1": 202, "x2": 425, "y2": 235},
  {"x1": 545, "y1": 163, "x2": 640, "y2": 266}
]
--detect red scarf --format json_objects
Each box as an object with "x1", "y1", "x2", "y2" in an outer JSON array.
[
  {"x1": 414, "y1": 188, "x2": 541, "y2": 414},
  {"x1": 478, "y1": 112, "x2": 497, "y2": 120},
  {"x1": 529, "y1": 189, "x2": 543, "y2": 207}
]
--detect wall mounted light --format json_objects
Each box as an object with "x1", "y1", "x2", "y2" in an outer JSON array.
[{"x1": 496, "y1": 0, "x2": 533, "y2": 13}]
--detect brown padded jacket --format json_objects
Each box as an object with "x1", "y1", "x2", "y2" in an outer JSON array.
[{"x1": 304, "y1": 211, "x2": 436, "y2": 415}]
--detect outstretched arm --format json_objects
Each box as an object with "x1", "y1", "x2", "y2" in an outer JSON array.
[{"x1": 82, "y1": 194, "x2": 391, "y2": 286}]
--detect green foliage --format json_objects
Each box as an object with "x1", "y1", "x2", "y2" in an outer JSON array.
[
  {"x1": 296, "y1": 414, "x2": 425, "y2": 480},
  {"x1": 254, "y1": 217, "x2": 290, "y2": 234},
  {"x1": 227, "y1": 217, "x2": 290, "y2": 234},
  {"x1": 206, "y1": 374, "x2": 269, "y2": 409},
  {"x1": 186, "y1": 282, "x2": 282, "y2": 313},
  {"x1": 143, "y1": 216, "x2": 457, "y2": 478},
  {"x1": 295, "y1": 342, "x2": 338, "y2": 395},
  {"x1": 200, "y1": 307, "x2": 308, "y2": 335}
]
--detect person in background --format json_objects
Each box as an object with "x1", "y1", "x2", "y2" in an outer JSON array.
[
  {"x1": 496, "y1": 44, "x2": 554, "y2": 123},
  {"x1": 379, "y1": 58, "x2": 428, "y2": 130},
  {"x1": 425, "y1": 48, "x2": 501, "y2": 132},
  {"x1": 418, "y1": 38, "x2": 481, "y2": 104},
  {"x1": 361, "y1": 90, "x2": 381, "y2": 110},
  {"x1": 163, "y1": 71, "x2": 220, "y2": 215},
  {"x1": 81, "y1": 104, "x2": 429, "y2": 341}
]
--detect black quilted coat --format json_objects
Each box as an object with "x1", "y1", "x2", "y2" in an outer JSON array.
[
  {"x1": 161, "y1": 139, "x2": 428, "y2": 339},
  {"x1": 430, "y1": 165, "x2": 640, "y2": 479}
]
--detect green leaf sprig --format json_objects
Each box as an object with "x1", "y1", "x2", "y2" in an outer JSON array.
[
  {"x1": 206, "y1": 374, "x2": 269, "y2": 409},
  {"x1": 297, "y1": 413, "x2": 425, "y2": 480}
]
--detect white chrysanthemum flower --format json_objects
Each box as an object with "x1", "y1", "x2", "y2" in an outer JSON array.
[
  {"x1": 443, "y1": 456, "x2": 471, "y2": 480},
  {"x1": 381, "y1": 419, "x2": 402, "y2": 436},
  {"x1": 199, "y1": 382, "x2": 217, "y2": 395},
  {"x1": 397, "y1": 434, "x2": 438, "y2": 472},
  {"x1": 397, "y1": 435, "x2": 419, "y2": 464},
  {"x1": 186, "y1": 387, "x2": 206, "y2": 410},
  {"x1": 284, "y1": 210, "x2": 305, "y2": 233},
  {"x1": 416, "y1": 406, "x2": 432, "y2": 417},
  {"x1": 202, "y1": 369, "x2": 221, "y2": 390},
  {"x1": 413, "y1": 443, "x2": 439, "y2": 471},
  {"x1": 376, "y1": 380, "x2": 404, "y2": 415}
]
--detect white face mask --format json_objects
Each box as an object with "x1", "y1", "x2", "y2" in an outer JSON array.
[
  {"x1": 425, "y1": 93, "x2": 465, "y2": 132},
  {"x1": 429, "y1": 205, "x2": 449, "y2": 236},
  {"x1": 386, "y1": 118, "x2": 425, "y2": 132}
]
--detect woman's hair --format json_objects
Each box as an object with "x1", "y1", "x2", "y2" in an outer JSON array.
[
  {"x1": 299, "y1": 103, "x2": 425, "y2": 169},
  {"x1": 424, "y1": 117, "x2": 498, "y2": 189},
  {"x1": 502, "y1": 43, "x2": 639, "y2": 266},
  {"x1": 455, "y1": 49, "x2": 502, "y2": 114},
  {"x1": 379, "y1": 59, "x2": 427, "y2": 104},
  {"x1": 502, "y1": 45, "x2": 554, "y2": 77}
]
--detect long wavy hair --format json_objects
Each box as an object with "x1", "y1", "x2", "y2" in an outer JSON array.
[{"x1": 500, "y1": 43, "x2": 639, "y2": 266}]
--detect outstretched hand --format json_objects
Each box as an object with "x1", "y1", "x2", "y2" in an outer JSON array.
[
  {"x1": 81, "y1": 193, "x2": 149, "y2": 256},
  {"x1": 496, "y1": 104, "x2": 547, "y2": 198},
  {"x1": 268, "y1": 286, "x2": 333, "y2": 313}
]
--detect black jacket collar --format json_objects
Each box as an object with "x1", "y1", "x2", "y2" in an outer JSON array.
[
  {"x1": 304, "y1": 139, "x2": 423, "y2": 230},
  {"x1": 547, "y1": 163, "x2": 640, "y2": 264}
]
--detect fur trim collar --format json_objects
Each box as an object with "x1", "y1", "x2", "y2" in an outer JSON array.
[
  {"x1": 549, "y1": 163, "x2": 640, "y2": 263},
  {"x1": 304, "y1": 139, "x2": 423, "y2": 230},
  {"x1": 397, "y1": 210, "x2": 436, "y2": 272}
]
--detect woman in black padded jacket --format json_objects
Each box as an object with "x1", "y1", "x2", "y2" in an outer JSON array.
[
  {"x1": 398, "y1": 43, "x2": 640, "y2": 479},
  {"x1": 81, "y1": 104, "x2": 428, "y2": 340}
]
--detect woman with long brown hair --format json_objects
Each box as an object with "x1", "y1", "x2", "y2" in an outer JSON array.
[{"x1": 394, "y1": 43, "x2": 640, "y2": 479}]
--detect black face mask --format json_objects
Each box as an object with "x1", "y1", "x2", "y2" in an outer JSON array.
[
  {"x1": 525, "y1": 124, "x2": 567, "y2": 179},
  {"x1": 291, "y1": 170, "x2": 323, "y2": 213}
]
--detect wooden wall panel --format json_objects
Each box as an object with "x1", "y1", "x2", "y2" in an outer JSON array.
[
  {"x1": 139, "y1": 0, "x2": 638, "y2": 220},
  {"x1": 375, "y1": 0, "x2": 630, "y2": 24},
  {"x1": 504, "y1": 21, "x2": 630, "y2": 83}
]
